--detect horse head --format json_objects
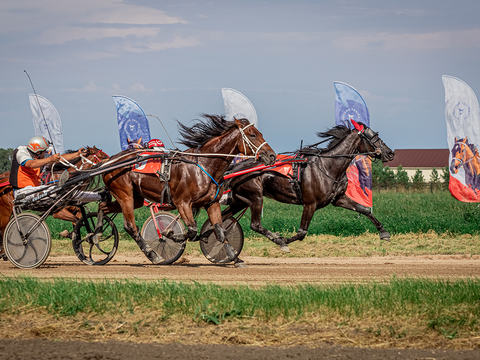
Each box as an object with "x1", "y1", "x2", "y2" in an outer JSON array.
[
  {"x1": 234, "y1": 118, "x2": 276, "y2": 165},
  {"x1": 351, "y1": 120, "x2": 394, "y2": 162},
  {"x1": 83, "y1": 146, "x2": 109, "y2": 167},
  {"x1": 450, "y1": 137, "x2": 467, "y2": 174}
]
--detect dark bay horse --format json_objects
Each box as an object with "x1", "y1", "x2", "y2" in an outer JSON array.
[
  {"x1": 0, "y1": 146, "x2": 109, "y2": 244},
  {"x1": 101, "y1": 115, "x2": 276, "y2": 265},
  {"x1": 222, "y1": 120, "x2": 394, "y2": 251}
]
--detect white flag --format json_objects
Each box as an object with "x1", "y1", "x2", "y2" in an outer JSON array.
[
  {"x1": 442, "y1": 75, "x2": 480, "y2": 202},
  {"x1": 222, "y1": 88, "x2": 258, "y2": 127},
  {"x1": 29, "y1": 94, "x2": 64, "y2": 154}
]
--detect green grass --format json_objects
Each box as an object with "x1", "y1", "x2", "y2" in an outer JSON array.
[
  {"x1": 1, "y1": 277, "x2": 479, "y2": 336},
  {"x1": 45, "y1": 191, "x2": 480, "y2": 240}
]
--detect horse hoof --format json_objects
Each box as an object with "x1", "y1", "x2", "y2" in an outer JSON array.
[
  {"x1": 234, "y1": 261, "x2": 247, "y2": 269},
  {"x1": 59, "y1": 230, "x2": 72, "y2": 239},
  {"x1": 224, "y1": 243, "x2": 237, "y2": 260},
  {"x1": 146, "y1": 251, "x2": 163, "y2": 265},
  {"x1": 280, "y1": 245, "x2": 290, "y2": 253},
  {"x1": 380, "y1": 231, "x2": 391, "y2": 241},
  {"x1": 175, "y1": 256, "x2": 190, "y2": 265}
]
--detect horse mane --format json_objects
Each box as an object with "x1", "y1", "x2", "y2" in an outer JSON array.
[
  {"x1": 177, "y1": 114, "x2": 238, "y2": 149},
  {"x1": 298, "y1": 125, "x2": 351, "y2": 155}
]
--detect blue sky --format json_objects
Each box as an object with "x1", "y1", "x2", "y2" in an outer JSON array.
[{"x1": 1, "y1": 0, "x2": 480, "y2": 155}]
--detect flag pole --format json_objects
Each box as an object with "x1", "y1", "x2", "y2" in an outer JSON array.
[
  {"x1": 146, "y1": 114, "x2": 176, "y2": 148},
  {"x1": 24, "y1": 70, "x2": 57, "y2": 154}
]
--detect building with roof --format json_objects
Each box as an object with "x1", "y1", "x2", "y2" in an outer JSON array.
[{"x1": 384, "y1": 149, "x2": 449, "y2": 181}]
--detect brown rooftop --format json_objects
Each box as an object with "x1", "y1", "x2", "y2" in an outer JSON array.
[{"x1": 384, "y1": 149, "x2": 449, "y2": 168}]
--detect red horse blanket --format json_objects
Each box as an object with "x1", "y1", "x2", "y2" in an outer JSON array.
[{"x1": 132, "y1": 152, "x2": 164, "y2": 174}]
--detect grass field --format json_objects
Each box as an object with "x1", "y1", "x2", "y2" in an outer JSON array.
[
  {"x1": 44, "y1": 191, "x2": 480, "y2": 258},
  {"x1": 1, "y1": 277, "x2": 479, "y2": 348},
  {"x1": 45, "y1": 191, "x2": 480, "y2": 240}
]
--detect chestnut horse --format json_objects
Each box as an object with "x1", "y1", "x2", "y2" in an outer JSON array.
[
  {"x1": 450, "y1": 137, "x2": 480, "y2": 193},
  {"x1": 101, "y1": 115, "x2": 276, "y2": 265},
  {"x1": 0, "y1": 146, "x2": 108, "y2": 247},
  {"x1": 222, "y1": 120, "x2": 394, "y2": 251}
]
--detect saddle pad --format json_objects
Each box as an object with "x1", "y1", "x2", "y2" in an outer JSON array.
[
  {"x1": 266, "y1": 154, "x2": 295, "y2": 177},
  {"x1": 132, "y1": 152, "x2": 163, "y2": 174}
]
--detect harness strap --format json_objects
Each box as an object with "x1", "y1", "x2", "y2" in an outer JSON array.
[{"x1": 195, "y1": 163, "x2": 222, "y2": 202}]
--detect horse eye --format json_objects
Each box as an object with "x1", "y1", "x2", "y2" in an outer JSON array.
[{"x1": 249, "y1": 133, "x2": 256, "y2": 138}]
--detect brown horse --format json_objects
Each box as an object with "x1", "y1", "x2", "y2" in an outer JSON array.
[
  {"x1": 101, "y1": 114, "x2": 276, "y2": 265},
  {"x1": 222, "y1": 121, "x2": 394, "y2": 251},
  {"x1": 450, "y1": 137, "x2": 480, "y2": 192},
  {"x1": 0, "y1": 146, "x2": 109, "y2": 248}
]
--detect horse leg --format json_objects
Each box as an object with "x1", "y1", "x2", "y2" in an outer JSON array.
[
  {"x1": 176, "y1": 203, "x2": 198, "y2": 241},
  {"x1": 286, "y1": 203, "x2": 316, "y2": 244},
  {"x1": 333, "y1": 194, "x2": 390, "y2": 240},
  {"x1": 206, "y1": 202, "x2": 246, "y2": 267},
  {"x1": 118, "y1": 196, "x2": 163, "y2": 264},
  {"x1": 249, "y1": 197, "x2": 289, "y2": 252},
  {"x1": 52, "y1": 207, "x2": 82, "y2": 238}
]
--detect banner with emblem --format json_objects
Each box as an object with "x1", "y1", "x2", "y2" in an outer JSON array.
[
  {"x1": 28, "y1": 94, "x2": 64, "y2": 154},
  {"x1": 442, "y1": 75, "x2": 480, "y2": 202},
  {"x1": 222, "y1": 88, "x2": 258, "y2": 127},
  {"x1": 334, "y1": 81, "x2": 372, "y2": 208},
  {"x1": 113, "y1": 95, "x2": 151, "y2": 150}
]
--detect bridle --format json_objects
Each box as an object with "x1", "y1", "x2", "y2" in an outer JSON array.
[
  {"x1": 238, "y1": 122, "x2": 268, "y2": 160},
  {"x1": 450, "y1": 140, "x2": 477, "y2": 170},
  {"x1": 58, "y1": 148, "x2": 107, "y2": 171},
  {"x1": 351, "y1": 119, "x2": 383, "y2": 158}
]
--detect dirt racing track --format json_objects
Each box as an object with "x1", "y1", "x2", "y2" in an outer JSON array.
[
  {"x1": 1, "y1": 254, "x2": 480, "y2": 359},
  {"x1": 1, "y1": 254, "x2": 479, "y2": 283}
]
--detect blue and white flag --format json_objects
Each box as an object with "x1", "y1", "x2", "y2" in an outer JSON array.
[
  {"x1": 28, "y1": 94, "x2": 64, "y2": 154},
  {"x1": 334, "y1": 82, "x2": 372, "y2": 208},
  {"x1": 222, "y1": 88, "x2": 258, "y2": 127},
  {"x1": 113, "y1": 95, "x2": 151, "y2": 150},
  {"x1": 334, "y1": 81, "x2": 370, "y2": 128}
]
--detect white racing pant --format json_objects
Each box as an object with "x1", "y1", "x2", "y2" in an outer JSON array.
[{"x1": 14, "y1": 185, "x2": 102, "y2": 204}]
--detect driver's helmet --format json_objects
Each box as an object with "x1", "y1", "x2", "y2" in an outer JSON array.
[
  {"x1": 27, "y1": 136, "x2": 50, "y2": 154},
  {"x1": 147, "y1": 139, "x2": 165, "y2": 149}
]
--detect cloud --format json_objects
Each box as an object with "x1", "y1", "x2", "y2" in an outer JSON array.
[
  {"x1": 121, "y1": 36, "x2": 200, "y2": 53},
  {"x1": 64, "y1": 80, "x2": 100, "y2": 93},
  {"x1": 39, "y1": 27, "x2": 162, "y2": 45},
  {"x1": 335, "y1": 28, "x2": 480, "y2": 51}
]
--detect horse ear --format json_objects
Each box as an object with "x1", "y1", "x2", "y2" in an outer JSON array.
[
  {"x1": 350, "y1": 119, "x2": 364, "y2": 132},
  {"x1": 234, "y1": 118, "x2": 242, "y2": 127}
]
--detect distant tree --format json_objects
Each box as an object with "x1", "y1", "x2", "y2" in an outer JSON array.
[
  {"x1": 0, "y1": 148, "x2": 13, "y2": 173},
  {"x1": 395, "y1": 165, "x2": 409, "y2": 189},
  {"x1": 441, "y1": 166, "x2": 450, "y2": 190},
  {"x1": 430, "y1": 168, "x2": 441, "y2": 192},
  {"x1": 372, "y1": 159, "x2": 383, "y2": 189},
  {"x1": 412, "y1": 169, "x2": 425, "y2": 191},
  {"x1": 381, "y1": 166, "x2": 396, "y2": 188}
]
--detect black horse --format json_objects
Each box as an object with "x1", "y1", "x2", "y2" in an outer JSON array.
[{"x1": 222, "y1": 120, "x2": 395, "y2": 251}]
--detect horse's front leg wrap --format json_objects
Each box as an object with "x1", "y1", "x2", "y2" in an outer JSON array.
[
  {"x1": 214, "y1": 223, "x2": 236, "y2": 260},
  {"x1": 124, "y1": 223, "x2": 162, "y2": 264}
]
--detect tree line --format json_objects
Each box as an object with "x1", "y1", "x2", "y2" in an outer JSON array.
[
  {"x1": 372, "y1": 160, "x2": 449, "y2": 191},
  {"x1": 0, "y1": 148, "x2": 13, "y2": 174}
]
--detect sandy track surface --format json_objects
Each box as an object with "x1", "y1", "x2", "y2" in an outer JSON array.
[
  {"x1": 1, "y1": 254, "x2": 479, "y2": 284},
  {"x1": 1, "y1": 339, "x2": 480, "y2": 360}
]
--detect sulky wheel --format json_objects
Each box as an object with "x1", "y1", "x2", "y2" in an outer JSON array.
[
  {"x1": 3, "y1": 213, "x2": 51, "y2": 269},
  {"x1": 199, "y1": 217, "x2": 244, "y2": 264},
  {"x1": 72, "y1": 212, "x2": 119, "y2": 265},
  {"x1": 140, "y1": 211, "x2": 186, "y2": 265}
]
